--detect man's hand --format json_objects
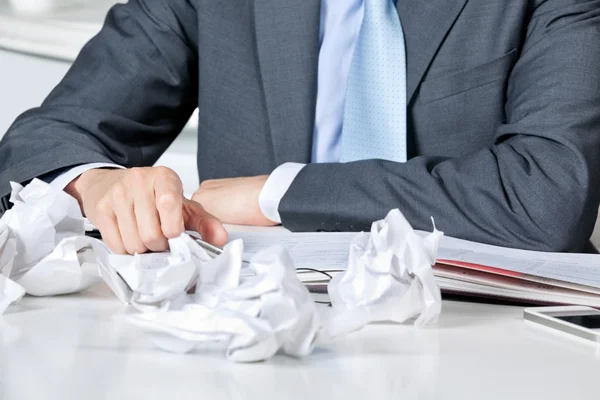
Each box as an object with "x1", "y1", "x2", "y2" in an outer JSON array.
[
  {"x1": 192, "y1": 175, "x2": 277, "y2": 226},
  {"x1": 65, "y1": 167, "x2": 228, "y2": 254}
]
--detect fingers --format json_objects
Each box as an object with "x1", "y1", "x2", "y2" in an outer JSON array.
[
  {"x1": 134, "y1": 184, "x2": 168, "y2": 252},
  {"x1": 112, "y1": 183, "x2": 148, "y2": 255},
  {"x1": 153, "y1": 169, "x2": 185, "y2": 238},
  {"x1": 183, "y1": 199, "x2": 228, "y2": 247},
  {"x1": 85, "y1": 166, "x2": 216, "y2": 254},
  {"x1": 94, "y1": 198, "x2": 126, "y2": 254}
]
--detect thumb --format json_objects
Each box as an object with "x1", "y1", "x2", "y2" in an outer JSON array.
[{"x1": 183, "y1": 199, "x2": 228, "y2": 247}]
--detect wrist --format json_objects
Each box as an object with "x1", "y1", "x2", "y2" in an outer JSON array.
[{"x1": 258, "y1": 163, "x2": 306, "y2": 224}]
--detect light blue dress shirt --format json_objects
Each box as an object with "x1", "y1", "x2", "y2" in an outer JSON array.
[{"x1": 312, "y1": 0, "x2": 364, "y2": 163}]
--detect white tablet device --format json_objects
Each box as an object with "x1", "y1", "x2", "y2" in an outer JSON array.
[{"x1": 523, "y1": 306, "x2": 600, "y2": 344}]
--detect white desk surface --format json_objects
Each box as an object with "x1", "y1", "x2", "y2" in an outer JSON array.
[{"x1": 2, "y1": 284, "x2": 599, "y2": 400}]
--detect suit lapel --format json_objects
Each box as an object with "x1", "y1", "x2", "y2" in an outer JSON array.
[
  {"x1": 397, "y1": 0, "x2": 469, "y2": 103},
  {"x1": 253, "y1": 0, "x2": 468, "y2": 163},
  {"x1": 254, "y1": 0, "x2": 321, "y2": 165}
]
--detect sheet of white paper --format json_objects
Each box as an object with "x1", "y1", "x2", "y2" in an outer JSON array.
[
  {"x1": 437, "y1": 236, "x2": 600, "y2": 288},
  {"x1": 228, "y1": 231, "x2": 356, "y2": 271}
]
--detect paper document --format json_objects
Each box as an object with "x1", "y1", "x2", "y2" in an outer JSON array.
[
  {"x1": 228, "y1": 232, "x2": 354, "y2": 271},
  {"x1": 436, "y1": 236, "x2": 600, "y2": 289},
  {"x1": 228, "y1": 231, "x2": 600, "y2": 294}
]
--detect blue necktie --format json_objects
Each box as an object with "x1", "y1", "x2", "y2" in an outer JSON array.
[{"x1": 339, "y1": 0, "x2": 407, "y2": 163}]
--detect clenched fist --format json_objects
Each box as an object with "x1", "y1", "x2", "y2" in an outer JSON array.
[{"x1": 65, "y1": 167, "x2": 227, "y2": 254}]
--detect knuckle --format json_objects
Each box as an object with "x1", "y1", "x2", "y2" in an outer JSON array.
[
  {"x1": 190, "y1": 191, "x2": 201, "y2": 202},
  {"x1": 154, "y1": 166, "x2": 177, "y2": 180}
]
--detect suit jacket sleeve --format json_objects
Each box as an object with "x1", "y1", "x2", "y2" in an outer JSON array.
[
  {"x1": 279, "y1": 2, "x2": 600, "y2": 252},
  {"x1": 0, "y1": 0, "x2": 198, "y2": 214}
]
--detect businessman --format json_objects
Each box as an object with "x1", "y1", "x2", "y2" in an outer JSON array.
[{"x1": 1, "y1": 0, "x2": 600, "y2": 255}]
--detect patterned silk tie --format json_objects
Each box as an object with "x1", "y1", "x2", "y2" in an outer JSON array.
[{"x1": 339, "y1": 0, "x2": 407, "y2": 163}]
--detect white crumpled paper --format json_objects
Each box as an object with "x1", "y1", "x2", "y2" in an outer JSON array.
[
  {"x1": 98, "y1": 234, "x2": 210, "y2": 309},
  {"x1": 0, "y1": 219, "x2": 16, "y2": 278},
  {"x1": 4, "y1": 179, "x2": 85, "y2": 279},
  {"x1": 326, "y1": 209, "x2": 443, "y2": 337},
  {"x1": 123, "y1": 241, "x2": 321, "y2": 362},
  {"x1": 0, "y1": 179, "x2": 103, "y2": 300},
  {"x1": 17, "y1": 236, "x2": 104, "y2": 297},
  {"x1": 0, "y1": 219, "x2": 24, "y2": 314}
]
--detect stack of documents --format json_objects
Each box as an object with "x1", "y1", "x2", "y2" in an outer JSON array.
[{"x1": 228, "y1": 231, "x2": 600, "y2": 307}]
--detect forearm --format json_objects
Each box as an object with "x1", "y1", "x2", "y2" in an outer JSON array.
[{"x1": 279, "y1": 140, "x2": 600, "y2": 252}]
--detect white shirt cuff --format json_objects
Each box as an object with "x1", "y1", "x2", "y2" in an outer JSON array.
[
  {"x1": 258, "y1": 162, "x2": 306, "y2": 224},
  {"x1": 50, "y1": 163, "x2": 125, "y2": 190}
]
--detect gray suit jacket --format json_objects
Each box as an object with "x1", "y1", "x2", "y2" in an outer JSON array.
[{"x1": 1, "y1": 0, "x2": 600, "y2": 252}]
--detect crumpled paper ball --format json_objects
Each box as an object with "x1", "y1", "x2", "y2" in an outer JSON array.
[
  {"x1": 123, "y1": 242, "x2": 321, "y2": 362},
  {"x1": 326, "y1": 209, "x2": 443, "y2": 337},
  {"x1": 3, "y1": 179, "x2": 85, "y2": 281},
  {"x1": 0, "y1": 180, "x2": 103, "y2": 311},
  {"x1": 97, "y1": 234, "x2": 209, "y2": 310}
]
